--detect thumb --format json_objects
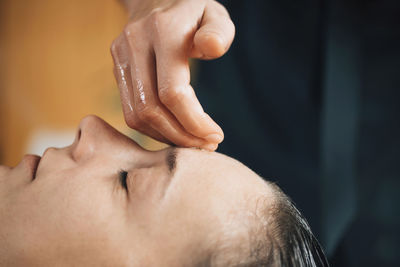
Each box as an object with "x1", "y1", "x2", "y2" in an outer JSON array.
[{"x1": 190, "y1": 1, "x2": 235, "y2": 60}]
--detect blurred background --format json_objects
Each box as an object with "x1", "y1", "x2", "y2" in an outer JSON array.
[
  {"x1": 0, "y1": 0, "x2": 165, "y2": 167},
  {"x1": 1, "y1": 0, "x2": 399, "y2": 266}
]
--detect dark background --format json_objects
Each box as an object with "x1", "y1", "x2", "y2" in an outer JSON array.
[{"x1": 195, "y1": 0, "x2": 400, "y2": 266}]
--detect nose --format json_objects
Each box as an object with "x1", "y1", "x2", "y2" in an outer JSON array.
[
  {"x1": 78, "y1": 115, "x2": 114, "y2": 138},
  {"x1": 0, "y1": 165, "x2": 10, "y2": 177},
  {"x1": 73, "y1": 115, "x2": 144, "y2": 160}
]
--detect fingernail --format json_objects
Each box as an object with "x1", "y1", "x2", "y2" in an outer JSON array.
[
  {"x1": 205, "y1": 134, "x2": 223, "y2": 143},
  {"x1": 202, "y1": 143, "x2": 218, "y2": 151}
]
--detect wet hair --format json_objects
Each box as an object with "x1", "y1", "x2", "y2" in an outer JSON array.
[
  {"x1": 249, "y1": 182, "x2": 330, "y2": 267},
  {"x1": 197, "y1": 182, "x2": 329, "y2": 267}
]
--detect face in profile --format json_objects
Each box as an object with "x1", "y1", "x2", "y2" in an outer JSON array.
[{"x1": 0, "y1": 116, "x2": 328, "y2": 267}]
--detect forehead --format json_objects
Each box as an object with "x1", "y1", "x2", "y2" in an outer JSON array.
[
  {"x1": 171, "y1": 148, "x2": 274, "y2": 214},
  {"x1": 165, "y1": 148, "x2": 276, "y2": 257},
  {"x1": 176, "y1": 148, "x2": 270, "y2": 191}
]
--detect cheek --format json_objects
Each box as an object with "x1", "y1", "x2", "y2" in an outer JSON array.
[
  {"x1": 3, "y1": 170, "x2": 127, "y2": 264},
  {"x1": 38, "y1": 172, "x2": 122, "y2": 234}
]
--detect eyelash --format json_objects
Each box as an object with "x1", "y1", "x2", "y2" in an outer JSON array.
[{"x1": 118, "y1": 170, "x2": 128, "y2": 191}]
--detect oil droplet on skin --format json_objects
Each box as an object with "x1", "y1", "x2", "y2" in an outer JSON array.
[
  {"x1": 116, "y1": 64, "x2": 128, "y2": 88},
  {"x1": 116, "y1": 64, "x2": 134, "y2": 112},
  {"x1": 127, "y1": 100, "x2": 134, "y2": 112},
  {"x1": 136, "y1": 78, "x2": 146, "y2": 104}
]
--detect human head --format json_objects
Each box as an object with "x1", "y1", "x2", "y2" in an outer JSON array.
[{"x1": 0, "y1": 115, "x2": 328, "y2": 266}]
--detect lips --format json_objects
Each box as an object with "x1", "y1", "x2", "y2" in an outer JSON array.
[{"x1": 22, "y1": 154, "x2": 42, "y2": 180}]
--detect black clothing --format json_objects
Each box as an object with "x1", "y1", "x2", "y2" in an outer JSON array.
[{"x1": 194, "y1": 1, "x2": 400, "y2": 266}]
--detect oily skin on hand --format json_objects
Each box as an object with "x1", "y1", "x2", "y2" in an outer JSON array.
[
  {"x1": 0, "y1": 115, "x2": 273, "y2": 267},
  {"x1": 111, "y1": 0, "x2": 235, "y2": 151}
]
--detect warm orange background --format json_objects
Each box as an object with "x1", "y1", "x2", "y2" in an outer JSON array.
[{"x1": 0, "y1": 0, "x2": 165, "y2": 166}]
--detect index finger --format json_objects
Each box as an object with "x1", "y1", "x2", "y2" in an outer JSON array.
[{"x1": 154, "y1": 44, "x2": 224, "y2": 144}]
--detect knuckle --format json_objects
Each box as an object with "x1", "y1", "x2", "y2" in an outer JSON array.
[
  {"x1": 149, "y1": 9, "x2": 166, "y2": 25},
  {"x1": 226, "y1": 20, "x2": 236, "y2": 39},
  {"x1": 127, "y1": 120, "x2": 143, "y2": 130},
  {"x1": 110, "y1": 39, "x2": 119, "y2": 56},
  {"x1": 111, "y1": 33, "x2": 125, "y2": 55},
  {"x1": 126, "y1": 117, "x2": 143, "y2": 130},
  {"x1": 123, "y1": 24, "x2": 143, "y2": 52},
  {"x1": 214, "y1": 1, "x2": 230, "y2": 16},
  {"x1": 147, "y1": 9, "x2": 171, "y2": 40},
  {"x1": 137, "y1": 105, "x2": 160, "y2": 123},
  {"x1": 110, "y1": 40, "x2": 116, "y2": 52},
  {"x1": 123, "y1": 23, "x2": 138, "y2": 40},
  {"x1": 124, "y1": 112, "x2": 143, "y2": 129},
  {"x1": 158, "y1": 86, "x2": 185, "y2": 107},
  {"x1": 227, "y1": 18, "x2": 235, "y2": 32}
]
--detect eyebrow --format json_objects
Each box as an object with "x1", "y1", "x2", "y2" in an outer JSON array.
[
  {"x1": 166, "y1": 147, "x2": 178, "y2": 175},
  {"x1": 159, "y1": 148, "x2": 179, "y2": 200}
]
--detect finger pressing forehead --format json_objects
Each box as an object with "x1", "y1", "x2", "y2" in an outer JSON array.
[{"x1": 154, "y1": 42, "x2": 224, "y2": 142}]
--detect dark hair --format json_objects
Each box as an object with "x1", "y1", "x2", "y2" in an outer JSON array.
[
  {"x1": 198, "y1": 182, "x2": 329, "y2": 267},
  {"x1": 247, "y1": 183, "x2": 329, "y2": 267}
]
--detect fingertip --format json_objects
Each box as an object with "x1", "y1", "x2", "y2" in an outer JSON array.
[
  {"x1": 202, "y1": 143, "x2": 219, "y2": 152},
  {"x1": 205, "y1": 133, "x2": 224, "y2": 144},
  {"x1": 203, "y1": 113, "x2": 224, "y2": 142},
  {"x1": 194, "y1": 31, "x2": 226, "y2": 59}
]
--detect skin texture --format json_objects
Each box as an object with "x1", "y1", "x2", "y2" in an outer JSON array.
[
  {"x1": 111, "y1": 0, "x2": 235, "y2": 151},
  {"x1": 0, "y1": 115, "x2": 274, "y2": 267}
]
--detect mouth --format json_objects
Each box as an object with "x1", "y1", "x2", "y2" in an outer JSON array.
[{"x1": 23, "y1": 154, "x2": 42, "y2": 180}]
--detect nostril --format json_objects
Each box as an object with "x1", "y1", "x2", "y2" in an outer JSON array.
[{"x1": 77, "y1": 129, "x2": 82, "y2": 140}]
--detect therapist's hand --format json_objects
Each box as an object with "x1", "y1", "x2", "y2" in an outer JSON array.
[{"x1": 111, "y1": 0, "x2": 235, "y2": 151}]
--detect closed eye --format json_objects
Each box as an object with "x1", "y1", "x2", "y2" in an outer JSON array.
[{"x1": 119, "y1": 170, "x2": 128, "y2": 190}]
